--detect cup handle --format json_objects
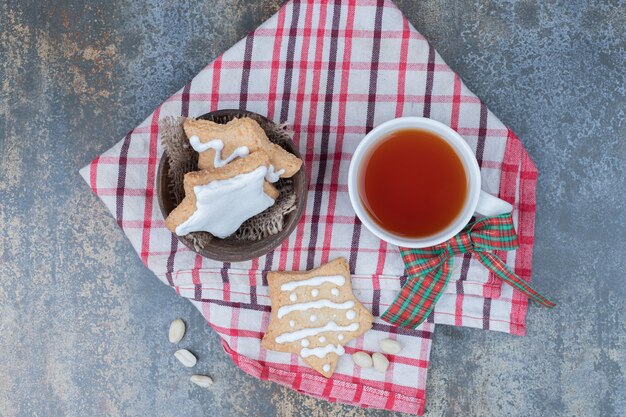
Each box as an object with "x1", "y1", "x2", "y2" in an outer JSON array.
[{"x1": 474, "y1": 190, "x2": 513, "y2": 216}]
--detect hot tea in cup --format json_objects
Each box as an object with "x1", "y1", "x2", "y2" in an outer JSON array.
[
  {"x1": 348, "y1": 117, "x2": 512, "y2": 248},
  {"x1": 359, "y1": 129, "x2": 468, "y2": 238}
]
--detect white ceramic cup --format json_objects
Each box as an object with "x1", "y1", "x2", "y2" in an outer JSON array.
[{"x1": 347, "y1": 117, "x2": 513, "y2": 248}]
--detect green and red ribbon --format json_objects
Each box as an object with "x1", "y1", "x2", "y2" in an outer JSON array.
[{"x1": 381, "y1": 213, "x2": 555, "y2": 329}]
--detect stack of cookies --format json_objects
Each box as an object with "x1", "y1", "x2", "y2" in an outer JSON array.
[{"x1": 165, "y1": 118, "x2": 303, "y2": 239}]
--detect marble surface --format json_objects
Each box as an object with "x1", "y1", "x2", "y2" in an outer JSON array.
[{"x1": 0, "y1": 1, "x2": 624, "y2": 416}]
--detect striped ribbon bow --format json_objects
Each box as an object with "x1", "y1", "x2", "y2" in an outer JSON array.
[{"x1": 381, "y1": 213, "x2": 555, "y2": 329}]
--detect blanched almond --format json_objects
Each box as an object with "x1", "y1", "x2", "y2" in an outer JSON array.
[
  {"x1": 190, "y1": 374, "x2": 213, "y2": 388},
  {"x1": 351, "y1": 351, "x2": 373, "y2": 368},
  {"x1": 372, "y1": 352, "x2": 389, "y2": 373},
  {"x1": 174, "y1": 349, "x2": 197, "y2": 367},
  {"x1": 379, "y1": 338, "x2": 402, "y2": 354},
  {"x1": 168, "y1": 318, "x2": 186, "y2": 343}
]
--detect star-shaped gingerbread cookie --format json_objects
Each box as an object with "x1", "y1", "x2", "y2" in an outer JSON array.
[
  {"x1": 164, "y1": 151, "x2": 279, "y2": 238},
  {"x1": 183, "y1": 117, "x2": 302, "y2": 177},
  {"x1": 262, "y1": 257, "x2": 373, "y2": 378}
]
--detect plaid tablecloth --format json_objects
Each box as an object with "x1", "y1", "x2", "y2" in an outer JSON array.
[{"x1": 80, "y1": 0, "x2": 539, "y2": 414}]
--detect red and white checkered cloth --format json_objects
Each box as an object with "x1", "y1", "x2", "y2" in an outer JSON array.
[{"x1": 80, "y1": 0, "x2": 539, "y2": 414}]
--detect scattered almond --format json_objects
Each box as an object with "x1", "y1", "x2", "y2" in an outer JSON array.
[
  {"x1": 174, "y1": 349, "x2": 197, "y2": 367},
  {"x1": 379, "y1": 338, "x2": 402, "y2": 354},
  {"x1": 169, "y1": 318, "x2": 186, "y2": 343},
  {"x1": 351, "y1": 351, "x2": 373, "y2": 368},
  {"x1": 372, "y1": 352, "x2": 389, "y2": 373},
  {"x1": 190, "y1": 374, "x2": 214, "y2": 388}
]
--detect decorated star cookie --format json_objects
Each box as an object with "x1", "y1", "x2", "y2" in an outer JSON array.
[
  {"x1": 262, "y1": 257, "x2": 373, "y2": 378},
  {"x1": 183, "y1": 117, "x2": 302, "y2": 177},
  {"x1": 164, "y1": 151, "x2": 279, "y2": 238}
]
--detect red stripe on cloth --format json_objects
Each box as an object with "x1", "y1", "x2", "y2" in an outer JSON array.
[
  {"x1": 89, "y1": 156, "x2": 100, "y2": 194},
  {"x1": 169, "y1": 90, "x2": 483, "y2": 104},
  {"x1": 320, "y1": 0, "x2": 356, "y2": 265},
  {"x1": 500, "y1": 130, "x2": 524, "y2": 334},
  {"x1": 371, "y1": 244, "x2": 386, "y2": 317},
  {"x1": 290, "y1": 0, "x2": 316, "y2": 272},
  {"x1": 95, "y1": 188, "x2": 164, "y2": 197},
  {"x1": 130, "y1": 121, "x2": 509, "y2": 137},
  {"x1": 482, "y1": 130, "x2": 519, "y2": 303},
  {"x1": 322, "y1": 375, "x2": 334, "y2": 398},
  {"x1": 417, "y1": 329, "x2": 430, "y2": 392},
  {"x1": 352, "y1": 381, "x2": 364, "y2": 404},
  {"x1": 429, "y1": 309, "x2": 525, "y2": 324},
  {"x1": 348, "y1": 0, "x2": 385, "y2": 274},
  {"x1": 342, "y1": 345, "x2": 430, "y2": 368},
  {"x1": 520, "y1": 170, "x2": 538, "y2": 180},
  {"x1": 395, "y1": 16, "x2": 410, "y2": 117},
  {"x1": 97, "y1": 156, "x2": 150, "y2": 164},
  {"x1": 208, "y1": 322, "x2": 266, "y2": 339},
  {"x1": 229, "y1": 299, "x2": 242, "y2": 352},
  {"x1": 304, "y1": 0, "x2": 331, "y2": 269},
  {"x1": 192, "y1": 254, "x2": 202, "y2": 300},
  {"x1": 450, "y1": 74, "x2": 462, "y2": 131},
  {"x1": 266, "y1": 4, "x2": 287, "y2": 120},
  {"x1": 510, "y1": 139, "x2": 537, "y2": 335},
  {"x1": 292, "y1": 354, "x2": 304, "y2": 390},
  {"x1": 252, "y1": 26, "x2": 438, "y2": 44},
  {"x1": 139, "y1": 109, "x2": 160, "y2": 264},
  {"x1": 211, "y1": 56, "x2": 222, "y2": 112},
  {"x1": 307, "y1": 0, "x2": 343, "y2": 270}
]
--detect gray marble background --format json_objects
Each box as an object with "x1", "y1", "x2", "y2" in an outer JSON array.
[{"x1": 1, "y1": 0, "x2": 624, "y2": 416}]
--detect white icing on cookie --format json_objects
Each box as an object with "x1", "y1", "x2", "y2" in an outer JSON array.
[
  {"x1": 289, "y1": 320, "x2": 295, "y2": 328},
  {"x1": 300, "y1": 344, "x2": 345, "y2": 358},
  {"x1": 289, "y1": 292, "x2": 297, "y2": 302},
  {"x1": 277, "y1": 299, "x2": 355, "y2": 319},
  {"x1": 310, "y1": 314, "x2": 317, "y2": 322},
  {"x1": 323, "y1": 364, "x2": 330, "y2": 373},
  {"x1": 175, "y1": 166, "x2": 275, "y2": 238},
  {"x1": 188, "y1": 136, "x2": 250, "y2": 167},
  {"x1": 346, "y1": 310, "x2": 356, "y2": 320},
  {"x1": 337, "y1": 334, "x2": 344, "y2": 341},
  {"x1": 301, "y1": 339, "x2": 309, "y2": 347},
  {"x1": 311, "y1": 289, "x2": 319, "y2": 297},
  {"x1": 331, "y1": 288, "x2": 339, "y2": 296},
  {"x1": 280, "y1": 275, "x2": 346, "y2": 291},
  {"x1": 265, "y1": 164, "x2": 285, "y2": 183},
  {"x1": 275, "y1": 321, "x2": 359, "y2": 344},
  {"x1": 319, "y1": 336, "x2": 326, "y2": 343}
]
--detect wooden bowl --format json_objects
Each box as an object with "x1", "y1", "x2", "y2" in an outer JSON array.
[{"x1": 156, "y1": 109, "x2": 307, "y2": 262}]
